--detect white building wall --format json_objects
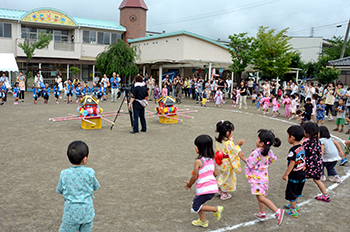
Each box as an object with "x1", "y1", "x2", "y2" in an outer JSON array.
[
  {"x1": 289, "y1": 37, "x2": 323, "y2": 62},
  {"x1": 131, "y1": 36, "x2": 184, "y2": 62},
  {"x1": 183, "y1": 36, "x2": 231, "y2": 62}
]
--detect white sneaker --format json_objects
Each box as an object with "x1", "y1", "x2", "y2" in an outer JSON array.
[
  {"x1": 329, "y1": 176, "x2": 341, "y2": 183},
  {"x1": 320, "y1": 175, "x2": 326, "y2": 182}
]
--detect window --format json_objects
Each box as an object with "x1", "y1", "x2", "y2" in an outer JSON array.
[
  {"x1": 83, "y1": 30, "x2": 96, "y2": 44},
  {"x1": 0, "y1": 23, "x2": 12, "y2": 38},
  {"x1": 103, "y1": 32, "x2": 110, "y2": 45},
  {"x1": 111, "y1": 33, "x2": 122, "y2": 44},
  {"x1": 97, "y1": 32, "x2": 104, "y2": 44}
]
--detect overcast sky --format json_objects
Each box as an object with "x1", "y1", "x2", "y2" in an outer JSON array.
[{"x1": 2, "y1": 0, "x2": 350, "y2": 41}]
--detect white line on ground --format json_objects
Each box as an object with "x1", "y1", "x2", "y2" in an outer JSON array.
[{"x1": 182, "y1": 104, "x2": 349, "y2": 231}]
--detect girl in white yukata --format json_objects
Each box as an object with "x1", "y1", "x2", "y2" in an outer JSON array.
[
  {"x1": 56, "y1": 141, "x2": 100, "y2": 232},
  {"x1": 214, "y1": 89, "x2": 223, "y2": 107},
  {"x1": 289, "y1": 94, "x2": 297, "y2": 120}
]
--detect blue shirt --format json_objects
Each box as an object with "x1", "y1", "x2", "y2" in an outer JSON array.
[
  {"x1": 54, "y1": 86, "x2": 60, "y2": 94},
  {"x1": 83, "y1": 86, "x2": 91, "y2": 95},
  {"x1": 42, "y1": 87, "x2": 50, "y2": 96},
  {"x1": 56, "y1": 165, "x2": 100, "y2": 224},
  {"x1": 33, "y1": 88, "x2": 39, "y2": 97},
  {"x1": 110, "y1": 77, "x2": 119, "y2": 89}
]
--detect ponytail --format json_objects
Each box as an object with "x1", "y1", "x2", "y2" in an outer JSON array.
[
  {"x1": 257, "y1": 129, "x2": 281, "y2": 156},
  {"x1": 215, "y1": 120, "x2": 234, "y2": 143}
]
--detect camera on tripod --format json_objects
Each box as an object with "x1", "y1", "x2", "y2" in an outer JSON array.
[{"x1": 120, "y1": 84, "x2": 133, "y2": 92}]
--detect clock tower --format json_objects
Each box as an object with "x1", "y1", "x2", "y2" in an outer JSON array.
[{"x1": 119, "y1": 0, "x2": 148, "y2": 42}]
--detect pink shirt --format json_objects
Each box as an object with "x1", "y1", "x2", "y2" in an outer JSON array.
[{"x1": 196, "y1": 158, "x2": 218, "y2": 195}]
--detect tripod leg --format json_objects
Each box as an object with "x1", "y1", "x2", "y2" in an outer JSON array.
[
  {"x1": 110, "y1": 94, "x2": 127, "y2": 130},
  {"x1": 126, "y1": 92, "x2": 134, "y2": 128}
]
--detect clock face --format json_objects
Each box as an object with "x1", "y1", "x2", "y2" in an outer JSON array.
[{"x1": 129, "y1": 14, "x2": 137, "y2": 22}]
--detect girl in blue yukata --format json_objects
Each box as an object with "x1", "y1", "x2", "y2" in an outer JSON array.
[
  {"x1": 54, "y1": 83, "x2": 60, "y2": 104},
  {"x1": 13, "y1": 82, "x2": 20, "y2": 105},
  {"x1": 42, "y1": 83, "x2": 50, "y2": 104},
  {"x1": 56, "y1": 141, "x2": 100, "y2": 232},
  {"x1": 33, "y1": 84, "x2": 40, "y2": 104}
]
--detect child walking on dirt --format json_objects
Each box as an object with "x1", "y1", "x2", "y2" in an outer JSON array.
[
  {"x1": 215, "y1": 120, "x2": 245, "y2": 200},
  {"x1": 184, "y1": 135, "x2": 223, "y2": 228},
  {"x1": 245, "y1": 129, "x2": 284, "y2": 226},
  {"x1": 319, "y1": 126, "x2": 343, "y2": 183},
  {"x1": 283, "y1": 125, "x2": 306, "y2": 218},
  {"x1": 56, "y1": 141, "x2": 100, "y2": 232},
  {"x1": 302, "y1": 122, "x2": 331, "y2": 202},
  {"x1": 271, "y1": 93, "x2": 281, "y2": 117}
]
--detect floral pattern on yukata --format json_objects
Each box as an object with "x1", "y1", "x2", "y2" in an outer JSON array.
[
  {"x1": 56, "y1": 165, "x2": 100, "y2": 225},
  {"x1": 245, "y1": 148, "x2": 277, "y2": 196},
  {"x1": 215, "y1": 140, "x2": 242, "y2": 192},
  {"x1": 303, "y1": 138, "x2": 323, "y2": 179}
]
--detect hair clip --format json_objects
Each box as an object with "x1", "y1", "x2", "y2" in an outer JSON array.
[
  {"x1": 221, "y1": 120, "x2": 224, "y2": 124},
  {"x1": 266, "y1": 141, "x2": 270, "y2": 145}
]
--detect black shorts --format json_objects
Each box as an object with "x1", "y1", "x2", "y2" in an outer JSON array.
[
  {"x1": 191, "y1": 193, "x2": 215, "y2": 213},
  {"x1": 43, "y1": 95, "x2": 49, "y2": 100},
  {"x1": 285, "y1": 177, "x2": 305, "y2": 202}
]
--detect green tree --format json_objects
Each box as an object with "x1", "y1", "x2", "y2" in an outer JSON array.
[
  {"x1": 322, "y1": 36, "x2": 350, "y2": 60},
  {"x1": 69, "y1": 66, "x2": 81, "y2": 80},
  {"x1": 227, "y1": 33, "x2": 255, "y2": 81},
  {"x1": 18, "y1": 31, "x2": 52, "y2": 74},
  {"x1": 315, "y1": 66, "x2": 340, "y2": 84},
  {"x1": 96, "y1": 39, "x2": 139, "y2": 81},
  {"x1": 253, "y1": 26, "x2": 295, "y2": 80}
]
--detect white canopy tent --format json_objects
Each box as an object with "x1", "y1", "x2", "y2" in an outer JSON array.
[{"x1": 0, "y1": 53, "x2": 19, "y2": 84}]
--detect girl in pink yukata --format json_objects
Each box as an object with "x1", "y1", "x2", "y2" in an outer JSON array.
[
  {"x1": 271, "y1": 93, "x2": 281, "y2": 117},
  {"x1": 282, "y1": 94, "x2": 291, "y2": 118},
  {"x1": 311, "y1": 94, "x2": 318, "y2": 121},
  {"x1": 215, "y1": 120, "x2": 245, "y2": 200},
  {"x1": 214, "y1": 89, "x2": 223, "y2": 107},
  {"x1": 162, "y1": 84, "x2": 168, "y2": 96},
  {"x1": 260, "y1": 93, "x2": 271, "y2": 115},
  {"x1": 235, "y1": 88, "x2": 240, "y2": 106},
  {"x1": 245, "y1": 129, "x2": 285, "y2": 226}
]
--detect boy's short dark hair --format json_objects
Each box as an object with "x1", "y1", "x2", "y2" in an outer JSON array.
[
  {"x1": 296, "y1": 109, "x2": 302, "y2": 115},
  {"x1": 287, "y1": 125, "x2": 305, "y2": 141},
  {"x1": 67, "y1": 141, "x2": 89, "y2": 165},
  {"x1": 306, "y1": 97, "x2": 311, "y2": 102}
]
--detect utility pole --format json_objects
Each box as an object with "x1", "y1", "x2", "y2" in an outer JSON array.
[
  {"x1": 340, "y1": 19, "x2": 350, "y2": 59},
  {"x1": 310, "y1": 27, "x2": 314, "y2": 37}
]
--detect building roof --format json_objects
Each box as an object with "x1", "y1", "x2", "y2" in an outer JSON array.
[
  {"x1": 119, "y1": 0, "x2": 148, "y2": 10},
  {"x1": 128, "y1": 30, "x2": 229, "y2": 49},
  {"x1": 328, "y1": 56, "x2": 350, "y2": 66},
  {"x1": 0, "y1": 7, "x2": 126, "y2": 31}
]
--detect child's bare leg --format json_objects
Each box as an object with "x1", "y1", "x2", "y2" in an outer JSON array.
[
  {"x1": 198, "y1": 204, "x2": 217, "y2": 222},
  {"x1": 321, "y1": 120, "x2": 324, "y2": 125},
  {"x1": 257, "y1": 195, "x2": 278, "y2": 213},
  {"x1": 314, "y1": 179, "x2": 327, "y2": 194},
  {"x1": 257, "y1": 197, "x2": 266, "y2": 213}
]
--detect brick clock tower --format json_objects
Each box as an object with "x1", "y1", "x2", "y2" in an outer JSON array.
[{"x1": 119, "y1": 0, "x2": 148, "y2": 42}]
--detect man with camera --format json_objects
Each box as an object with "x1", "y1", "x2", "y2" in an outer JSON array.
[
  {"x1": 110, "y1": 72, "x2": 120, "y2": 103},
  {"x1": 128, "y1": 74, "x2": 148, "y2": 134}
]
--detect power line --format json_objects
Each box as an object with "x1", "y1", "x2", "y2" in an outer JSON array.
[{"x1": 147, "y1": 0, "x2": 281, "y2": 26}]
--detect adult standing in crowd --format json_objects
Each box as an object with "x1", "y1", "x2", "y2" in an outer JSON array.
[
  {"x1": 191, "y1": 77, "x2": 196, "y2": 99},
  {"x1": 148, "y1": 75, "x2": 154, "y2": 101},
  {"x1": 55, "y1": 74, "x2": 63, "y2": 99},
  {"x1": 291, "y1": 81, "x2": 298, "y2": 95},
  {"x1": 284, "y1": 81, "x2": 292, "y2": 96},
  {"x1": 174, "y1": 75, "x2": 183, "y2": 103},
  {"x1": 324, "y1": 83, "x2": 335, "y2": 120},
  {"x1": 110, "y1": 72, "x2": 119, "y2": 103},
  {"x1": 101, "y1": 74, "x2": 109, "y2": 99},
  {"x1": 334, "y1": 82, "x2": 346, "y2": 111},
  {"x1": 239, "y1": 81, "x2": 248, "y2": 109},
  {"x1": 247, "y1": 78, "x2": 254, "y2": 96},
  {"x1": 226, "y1": 77, "x2": 233, "y2": 98},
  {"x1": 17, "y1": 71, "x2": 25, "y2": 102},
  {"x1": 270, "y1": 80, "x2": 277, "y2": 96},
  {"x1": 184, "y1": 77, "x2": 190, "y2": 98},
  {"x1": 0, "y1": 72, "x2": 9, "y2": 102},
  {"x1": 94, "y1": 74, "x2": 100, "y2": 84},
  {"x1": 262, "y1": 80, "x2": 270, "y2": 96},
  {"x1": 164, "y1": 75, "x2": 171, "y2": 97},
  {"x1": 129, "y1": 74, "x2": 148, "y2": 134}
]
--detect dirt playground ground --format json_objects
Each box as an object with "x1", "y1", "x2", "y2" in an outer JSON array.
[{"x1": 1, "y1": 93, "x2": 349, "y2": 232}]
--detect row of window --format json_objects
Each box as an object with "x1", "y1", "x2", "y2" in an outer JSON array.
[
  {"x1": 21, "y1": 27, "x2": 70, "y2": 42},
  {"x1": 0, "y1": 23, "x2": 12, "y2": 38},
  {"x1": 83, "y1": 30, "x2": 122, "y2": 45}
]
